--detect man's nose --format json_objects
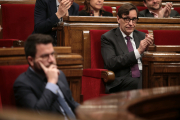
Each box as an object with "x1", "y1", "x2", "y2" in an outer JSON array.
[
  {"x1": 48, "y1": 54, "x2": 55, "y2": 62},
  {"x1": 128, "y1": 20, "x2": 133, "y2": 25}
]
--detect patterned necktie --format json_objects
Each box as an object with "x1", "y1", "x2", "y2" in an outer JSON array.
[
  {"x1": 125, "y1": 36, "x2": 140, "y2": 78},
  {"x1": 57, "y1": 93, "x2": 76, "y2": 120}
]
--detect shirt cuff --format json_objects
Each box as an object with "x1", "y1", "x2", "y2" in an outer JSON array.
[
  {"x1": 134, "y1": 49, "x2": 141, "y2": 59},
  {"x1": 45, "y1": 82, "x2": 59, "y2": 94}
]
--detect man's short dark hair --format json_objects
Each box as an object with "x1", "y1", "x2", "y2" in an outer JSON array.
[
  {"x1": 143, "y1": 0, "x2": 146, "y2": 3},
  {"x1": 24, "y1": 34, "x2": 53, "y2": 59},
  {"x1": 117, "y1": 3, "x2": 139, "y2": 19}
]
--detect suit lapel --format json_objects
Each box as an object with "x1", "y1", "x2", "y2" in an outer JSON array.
[
  {"x1": 115, "y1": 28, "x2": 129, "y2": 54},
  {"x1": 133, "y1": 31, "x2": 140, "y2": 49},
  {"x1": 26, "y1": 68, "x2": 45, "y2": 94}
]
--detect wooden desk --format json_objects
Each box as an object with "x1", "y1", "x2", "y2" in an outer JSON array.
[
  {"x1": 77, "y1": 86, "x2": 180, "y2": 120},
  {"x1": 143, "y1": 46, "x2": 180, "y2": 88},
  {"x1": 0, "y1": 47, "x2": 83, "y2": 103}
]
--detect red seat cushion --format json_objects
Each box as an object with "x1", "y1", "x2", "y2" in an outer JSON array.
[
  {"x1": 153, "y1": 30, "x2": 180, "y2": 45},
  {"x1": 0, "y1": 65, "x2": 28, "y2": 107},
  {"x1": 1, "y1": 4, "x2": 35, "y2": 41}
]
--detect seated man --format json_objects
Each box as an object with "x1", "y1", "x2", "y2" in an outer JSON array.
[
  {"x1": 14, "y1": 34, "x2": 79, "y2": 120},
  {"x1": 101, "y1": 3, "x2": 154, "y2": 93},
  {"x1": 139, "y1": 0, "x2": 179, "y2": 18},
  {"x1": 34, "y1": 0, "x2": 79, "y2": 45}
]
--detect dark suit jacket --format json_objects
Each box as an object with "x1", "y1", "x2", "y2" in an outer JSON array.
[
  {"x1": 79, "y1": 10, "x2": 113, "y2": 16},
  {"x1": 13, "y1": 67, "x2": 79, "y2": 115},
  {"x1": 33, "y1": 0, "x2": 79, "y2": 40},
  {"x1": 101, "y1": 28, "x2": 145, "y2": 93},
  {"x1": 139, "y1": 9, "x2": 180, "y2": 17}
]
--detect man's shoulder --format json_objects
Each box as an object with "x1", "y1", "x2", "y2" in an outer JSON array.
[
  {"x1": 170, "y1": 10, "x2": 180, "y2": 16},
  {"x1": 139, "y1": 9, "x2": 149, "y2": 16},
  {"x1": 14, "y1": 71, "x2": 28, "y2": 86},
  {"x1": 72, "y1": 2, "x2": 79, "y2": 7},
  {"x1": 103, "y1": 28, "x2": 118, "y2": 36}
]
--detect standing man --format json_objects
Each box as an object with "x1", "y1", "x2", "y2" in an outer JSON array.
[
  {"x1": 14, "y1": 34, "x2": 79, "y2": 120},
  {"x1": 33, "y1": 0, "x2": 79, "y2": 45},
  {"x1": 139, "y1": 0, "x2": 179, "y2": 18},
  {"x1": 101, "y1": 3, "x2": 154, "y2": 93}
]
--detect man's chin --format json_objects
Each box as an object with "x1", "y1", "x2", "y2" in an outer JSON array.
[{"x1": 151, "y1": 5, "x2": 161, "y2": 10}]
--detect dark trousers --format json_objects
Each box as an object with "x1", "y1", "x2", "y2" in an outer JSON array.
[{"x1": 109, "y1": 71, "x2": 142, "y2": 93}]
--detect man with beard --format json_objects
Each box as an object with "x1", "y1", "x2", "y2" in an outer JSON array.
[
  {"x1": 13, "y1": 34, "x2": 79, "y2": 120},
  {"x1": 139, "y1": 0, "x2": 179, "y2": 18},
  {"x1": 101, "y1": 3, "x2": 154, "y2": 93}
]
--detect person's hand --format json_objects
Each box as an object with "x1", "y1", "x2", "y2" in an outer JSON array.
[
  {"x1": 138, "y1": 34, "x2": 154, "y2": 54},
  {"x1": 158, "y1": 7, "x2": 166, "y2": 18},
  {"x1": 56, "y1": 0, "x2": 71, "y2": 19},
  {"x1": 164, "y1": 3, "x2": 173, "y2": 18},
  {"x1": 159, "y1": 3, "x2": 173, "y2": 18},
  {"x1": 39, "y1": 61, "x2": 60, "y2": 84}
]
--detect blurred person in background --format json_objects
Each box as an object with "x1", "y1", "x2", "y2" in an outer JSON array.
[
  {"x1": 139, "y1": 0, "x2": 179, "y2": 18},
  {"x1": 79, "y1": 0, "x2": 113, "y2": 16}
]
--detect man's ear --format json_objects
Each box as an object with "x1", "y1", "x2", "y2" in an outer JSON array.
[
  {"x1": 117, "y1": 15, "x2": 120, "y2": 23},
  {"x1": 143, "y1": 1, "x2": 147, "y2": 7},
  {"x1": 27, "y1": 56, "x2": 34, "y2": 67}
]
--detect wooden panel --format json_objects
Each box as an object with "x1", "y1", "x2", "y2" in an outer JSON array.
[
  {"x1": 83, "y1": 31, "x2": 91, "y2": 68},
  {"x1": 143, "y1": 51, "x2": 180, "y2": 88},
  {"x1": 67, "y1": 78, "x2": 81, "y2": 103}
]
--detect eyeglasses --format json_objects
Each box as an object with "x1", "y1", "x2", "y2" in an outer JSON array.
[
  {"x1": 39, "y1": 52, "x2": 56, "y2": 61},
  {"x1": 121, "y1": 17, "x2": 138, "y2": 23}
]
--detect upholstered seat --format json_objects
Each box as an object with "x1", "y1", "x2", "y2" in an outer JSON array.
[{"x1": 0, "y1": 65, "x2": 28, "y2": 107}]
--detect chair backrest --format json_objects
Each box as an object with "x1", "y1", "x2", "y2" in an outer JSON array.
[
  {"x1": 116, "y1": 6, "x2": 147, "y2": 15},
  {"x1": 138, "y1": 30, "x2": 149, "y2": 34},
  {"x1": 153, "y1": 30, "x2": 180, "y2": 45},
  {"x1": 174, "y1": 7, "x2": 180, "y2": 14},
  {"x1": 0, "y1": 65, "x2": 28, "y2": 107},
  {"x1": 1, "y1": 4, "x2": 35, "y2": 41},
  {"x1": 0, "y1": 39, "x2": 17, "y2": 47},
  {"x1": 90, "y1": 30, "x2": 109, "y2": 69},
  {"x1": 103, "y1": 6, "x2": 112, "y2": 13},
  {"x1": 79, "y1": 5, "x2": 84, "y2": 11},
  {"x1": 79, "y1": 5, "x2": 112, "y2": 13}
]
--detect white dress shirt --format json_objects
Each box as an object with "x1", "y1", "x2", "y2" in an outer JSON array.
[{"x1": 119, "y1": 28, "x2": 142, "y2": 70}]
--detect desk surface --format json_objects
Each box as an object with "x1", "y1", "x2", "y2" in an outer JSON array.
[{"x1": 76, "y1": 86, "x2": 180, "y2": 120}]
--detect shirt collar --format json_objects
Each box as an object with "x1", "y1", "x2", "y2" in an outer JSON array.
[
  {"x1": 56, "y1": 0, "x2": 60, "y2": 7},
  {"x1": 119, "y1": 27, "x2": 133, "y2": 39},
  {"x1": 149, "y1": 7, "x2": 162, "y2": 18}
]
